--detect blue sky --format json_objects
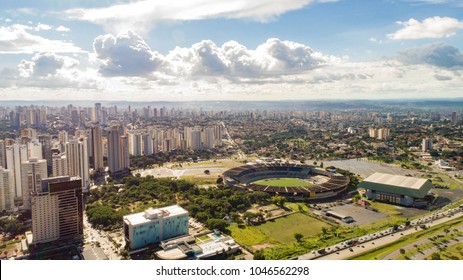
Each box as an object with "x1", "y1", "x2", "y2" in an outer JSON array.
[{"x1": 1, "y1": 0, "x2": 462, "y2": 101}]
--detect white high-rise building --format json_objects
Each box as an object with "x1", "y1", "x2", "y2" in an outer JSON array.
[
  {"x1": 31, "y1": 176, "x2": 82, "y2": 244},
  {"x1": 28, "y1": 139, "x2": 43, "y2": 159},
  {"x1": 52, "y1": 154, "x2": 69, "y2": 177},
  {"x1": 20, "y1": 158, "x2": 48, "y2": 210},
  {"x1": 6, "y1": 144, "x2": 28, "y2": 204},
  {"x1": 203, "y1": 127, "x2": 215, "y2": 149},
  {"x1": 66, "y1": 138, "x2": 90, "y2": 193},
  {"x1": 0, "y1": 167, "x2": 14, "y2": 211}
]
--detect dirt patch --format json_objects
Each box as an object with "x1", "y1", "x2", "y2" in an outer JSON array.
[{"x1": 252, "y1": 243, "x2": 275, "y2": 250}]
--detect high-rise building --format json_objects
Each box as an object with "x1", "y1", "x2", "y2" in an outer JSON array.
[
  {"x1": 91, "y1": 124, "x2": 104, "y2": 172},
  {"x1": 31, "y1": 176, "x2": 83, "y2": 244},
  {"x1": 38, "y1": 134, "x2": 52, "y2": 173},
  {"x1": 191, "y1": 129, "x2": 202, "y2": 150},
  {"x1": 108, "y1": 126, "x2": 121, "y2": 173},
  {"x1": 6, "y1": 144, "x2": 28, "y2": 206},
  {"x1": 451, "y1": 111, "x2": 458, "y2": 126},
  {"x1": 52, "y1": 153, "x2": 69, "y2": 177},
  {"x1": 422, "y1": 138, "x2": 433, "y2": 152},
  {"x1": 369, "y1": 128, "x2": 377, "y2": 138},
  {"x1": 120, "y1": 136, "x2": 130, "y2": 170},
  {"x1": 377, "y1": 128, "x2": 390, "y2": 140},
  {"x1": 27, "y1": 139, "x2": 42, "y2": 159},
  {"x1": 0, "y1": 140, "x2": 7, "y2": 168},
  {"x1": 0, "y1": 167, "x2": 14, "y2": 212},
  {"x1": 66, "y1": 138, "x2": 90, "y2": 193},
  {"x1": 128, "y1": 131, "x2": 143, "y2": 156},
  {"x1": 20, "y1": 158, "x2": 48, "y2": 210}
]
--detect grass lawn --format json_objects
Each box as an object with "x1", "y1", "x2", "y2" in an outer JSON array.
[
  {"x1": 435, "y1": 243, "x2": 463, "y2": 260},
  {"x1": 432, "y1": 174, "x2": 462, "y2": 190},
  {"x1": 228, "y1": 212, "x2": 331, "y2": 247},
  {"x1": 253, "y1": 178, "x2": 311, "y2": 187},
  {"x1": 368, "y1": 201, "x2": 403, "y2": 216},
  {"x1": 256, "y1": 213, "x2": 330, "y2": 244},
  {"x1": 228, "y1": 223, "x2": 276, "y2": 247},
  {"x1": 195, "y1": 234, "x2": 212, "y2": 243}
]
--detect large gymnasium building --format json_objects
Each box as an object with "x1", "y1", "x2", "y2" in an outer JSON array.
[
  {"x1": 358, "y1": 172, "x2": 434, "y2": 207},
  {"x1": 223, "y1": 163, "x2": 349, "y2": 200}
]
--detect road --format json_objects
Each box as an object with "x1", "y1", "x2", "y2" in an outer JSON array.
[
  {"x1": 221, "y1": 121, "x2": 246, "y2": 160},
  {"x1": 83, "y1": 214, "x2": 121, "y2": 260},
  {"x1": 298, "y1": 207, "x2": 463, "y2": 260}
]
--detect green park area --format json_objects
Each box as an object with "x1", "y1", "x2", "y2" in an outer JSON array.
[
  {"x1": 228, "y1": 211, "x2": 333, "y2": 256},
  {"x1": 253, "y1": 178, "x2": 311, "y2": 187}
]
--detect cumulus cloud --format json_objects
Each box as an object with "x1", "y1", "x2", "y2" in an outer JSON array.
[
  {"x1": 0, "y1": 24, "x2": 81, "y2": 54},
  {"x1": 66, "y1": 0, "x2": 335, "y2": 34},
  {"x1": 93, "y1": 31, "x2": 164, "y2": 76},
  {"x1": 18, "y1": 52, "x2": 79, "y2": 77},
  {"x1": 94, "y1": 32, "x2": 342, "y2": 79},
  {"x1": 388, "y1": 16, "x2": 463, "y2": 40},
  {"x1": 396, "y1": 43, "x2": 463, "y2": 68}
]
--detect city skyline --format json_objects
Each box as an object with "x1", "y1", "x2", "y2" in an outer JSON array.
[{"x1": 1, "y1": 0, "x2": 462, "y2": 101}]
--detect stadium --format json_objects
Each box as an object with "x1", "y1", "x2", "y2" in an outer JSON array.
[{"x1": 223, "y1": 163, "x2": 349, "y2": 200}]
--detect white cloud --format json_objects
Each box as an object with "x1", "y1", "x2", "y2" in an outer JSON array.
[
  {"x1": 0, "y1": 24, "x2": 82, "y2": 54},
  {"x1": 7, "y1": 52, "x2": 99, "y2": 90},
  {"x1": 56, "y1": 26, "x2": 71, "y2": 32},
  {"x1": 388, "y1": 16, "x2": 463, "y2": 40},
  {"x1": 93, "y1": 32, "x2": 342, "y2": 79},
  {"x1": 93, "y1": 32, "x2": 164, "y2": 76},
  {"x1": 66, "y1": 0, "x2": 335, "y2": 34},
  {"x1": 396, "y1": 43, "x2": 463, "y2": 68},
  {"x1": 18, "y1": 52, "x2": 79, "y2": 77}
]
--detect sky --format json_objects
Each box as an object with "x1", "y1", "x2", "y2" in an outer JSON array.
[{"x1": 0, "y1": 0, "x2": 462, "y2": 101}]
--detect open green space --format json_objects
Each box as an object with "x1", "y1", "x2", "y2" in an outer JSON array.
[
  {"x1": 431, "y1": 174, "x2": 462, "y2": 190},
  {"x1": 253, "y1": 178, "x2": 311, "y2": 187},
  {"x1": 228, "y1": 212, "x2": 331, "y2": 247},
  {"x1": 256, "y1": 213, "x2": 330, "y2": 244}
]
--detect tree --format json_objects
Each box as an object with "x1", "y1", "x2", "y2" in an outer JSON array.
[
  {"x1": 204, "y1": 170, "x2": 210, "y2": 175},
  {"x1": 253, "y1": 250, "x2": 265, "y2": 260},
  {"x1": 294, "y1": 232, "x2": 303, "y2": 242},
  {"x1": 205, "y1": 218, "x2": 228, "y2": 232},
  {"x1": 272, "y1": 196, "x2": 286, "y2": 208},
  {"x1": 399, "y1": 248, "x2": 406, "y2": 254},
  {"x1": 430, "y1": 253, "x2": 441, "y2": 260}
]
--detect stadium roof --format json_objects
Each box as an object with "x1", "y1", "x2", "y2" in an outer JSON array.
[{"x1": 358, "y1": 172, "x2": 433, "y2": 198}]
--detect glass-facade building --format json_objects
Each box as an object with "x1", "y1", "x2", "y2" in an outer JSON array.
[{"x1": 123, "y1": 205, "x2": 189, "y2": 250}]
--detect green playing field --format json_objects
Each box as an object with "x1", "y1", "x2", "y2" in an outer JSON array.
[{"x1": 252, "y1": 177, "x2": 311, "y2": 187}]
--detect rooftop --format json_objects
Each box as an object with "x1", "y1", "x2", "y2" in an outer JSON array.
[
  {"x1": 363, "y1": 173, "x2": 428, "y2": 190},
  {"x1": 123, "y1": 205, "x2": 188, "y2": 226},
  {"x1": 359, "y1": 172, "x2": 433, "y2": 198}
]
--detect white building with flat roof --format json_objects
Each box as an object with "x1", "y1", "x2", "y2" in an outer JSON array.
[{"x1": 123, "y1": 205, "x2": 189, "y2": 250}]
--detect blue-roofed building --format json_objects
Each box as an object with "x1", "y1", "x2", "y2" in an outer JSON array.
[{"x1": 123, "y1": 205, "x2": 189, "y2": 250}]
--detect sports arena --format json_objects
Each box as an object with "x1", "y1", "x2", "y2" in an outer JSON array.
[{"x1": 223, "y1": 163, "x2": 349, "y2": 200}]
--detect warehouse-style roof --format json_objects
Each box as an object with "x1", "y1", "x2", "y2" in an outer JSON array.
[{"x1": 358, "y1": 172, "x2": 433, "y2": 198}]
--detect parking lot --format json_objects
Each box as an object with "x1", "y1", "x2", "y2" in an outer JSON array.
[{"x1": 329, "y1": 204, "x2": 388, "y2": 226}]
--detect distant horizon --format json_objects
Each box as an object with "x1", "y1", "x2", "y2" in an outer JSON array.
[{"x1": 1, "y1": 98, "x2": 463, "y2": 111}]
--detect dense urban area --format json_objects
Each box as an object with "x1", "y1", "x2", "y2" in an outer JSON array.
[{"x1": 0, "y1": 100, "x2": 462, "y2": 260}]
